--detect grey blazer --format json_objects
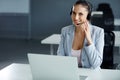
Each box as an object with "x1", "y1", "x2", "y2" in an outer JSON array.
[{"x1": 57, "y1": 24, "x2": 104, "y2": 69}]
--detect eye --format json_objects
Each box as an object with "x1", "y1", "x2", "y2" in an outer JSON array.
[
  {"x1": 72, "y1": 11, "x2": 76, "y2": 15},
  {"x1": 79, "y1": 13, "x2": 83, "y2": 16}
]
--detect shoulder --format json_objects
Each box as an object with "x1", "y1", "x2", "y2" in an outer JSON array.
[
  {"x1": 62, "y1": 25, "x2": 74, "y2": 30},
  {"x1": 61, "y1": 25, "x2": 74, "y2": 33},
  {"x1": 90, "y1": 24, "x2": 104, "y2": 34}
]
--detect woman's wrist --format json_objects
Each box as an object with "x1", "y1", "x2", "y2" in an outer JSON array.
[{"x1": 87, "y1": 40, "x2": 92, "y2": 46}]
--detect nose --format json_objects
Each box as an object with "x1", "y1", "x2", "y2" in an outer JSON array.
[{"x1": 75, "y1": 14, "x2": 79, "y2": 20}]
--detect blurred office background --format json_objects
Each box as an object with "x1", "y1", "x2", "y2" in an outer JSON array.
[{"x1": 0, "y1": 0, "x2": 120, "y2": 69}]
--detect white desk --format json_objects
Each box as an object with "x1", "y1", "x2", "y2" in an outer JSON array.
[
  {"x1": 114, "y1": 18, "x2": 120, "y2": 26},
  {"x1": 41, "y1": 34, "x2": 60, "y2": 55},
  {"x1": 41, "y1": 31, "x2": 120, "y2": 55},
  {"x1": 113, "y1": 31, "x2": 120, "y2": 47},
  {"x1": 0, "y1": 63, "x2": 32, "y2": 80},
  {"x1": 113, "y1": 31, "x2": 120, "y2": 55},
  {"x1": 0, "y1": 63, "x2": 120, "y2": 80}
]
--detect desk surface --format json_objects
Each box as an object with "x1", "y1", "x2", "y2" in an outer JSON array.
[
  {"x1": 41, "y1": 34, "x2": 60, "y2": 44},
  {"x1": 41, "y1": 31, "x2": 120, "y2": 47},
  {"x1": 114, "y1": 18, "x2": 120, "y2": 26},
  {"x1": 113, "y1": 31, "x2": 120, "y2": 46},
  {"x1": 0, "y1": 63, "x2": 120, "y2": 80}
]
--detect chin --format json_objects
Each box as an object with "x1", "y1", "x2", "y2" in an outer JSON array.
[{"x1": 74, "y1": 24, "x2": 80, "y2": 27}]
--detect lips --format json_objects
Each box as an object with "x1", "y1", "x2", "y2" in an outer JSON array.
[
  {"x1": 74, "y1": 21, "x2": 80, "y2": 24},
  {"x1": 76, "y1": 23, "x2": 80, "y2": 25},
  {"x1": 74, "y1": 21, "x2": 82, "y2": 25},
  {"x1": 74, "y1": 22, "x2": 80, "y2": 26}
]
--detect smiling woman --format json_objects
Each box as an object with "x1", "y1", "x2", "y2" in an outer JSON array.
[{"x1": 57, "y1": 0, "x2": 104, "y2": 69}]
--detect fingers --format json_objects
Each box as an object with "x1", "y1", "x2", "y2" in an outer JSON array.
[{"x1": 81, "y1": 21, "x2": 88, "y2": 32}]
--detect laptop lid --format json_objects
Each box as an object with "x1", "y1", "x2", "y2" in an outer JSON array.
[{"x1": 28, "y1": 53, "x2": 80, "y2": 80}]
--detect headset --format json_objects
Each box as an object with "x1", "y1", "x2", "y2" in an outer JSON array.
[{"x1": 70, "y1": 0, "x2": 92, "y2": 20}]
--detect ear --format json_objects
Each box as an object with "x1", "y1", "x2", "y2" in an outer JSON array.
[{"x1": 87, "y1": 12, "x2": 91, "y2": 20}]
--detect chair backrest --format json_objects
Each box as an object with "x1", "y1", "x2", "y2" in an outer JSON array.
[
  {"x1": 101, "y1": 31, "x2": 115, "y2": 69},
  {"x1": 91, "y1": 12, "x2": 104, "y2": 28},
  {"x1": 92, "y1": 3, "x2": 114, "y2": 31},
  {"x1": 98, "y1": 3, "x2": 114, "y2": 30}
]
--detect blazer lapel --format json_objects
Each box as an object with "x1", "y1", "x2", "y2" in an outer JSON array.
[{"x1": 66, "y1": 25, "x2": 75, "y2": 56}]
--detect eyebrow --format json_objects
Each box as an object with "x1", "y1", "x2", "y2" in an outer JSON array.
[{"x1": 72, "y1": 11, "x2": 83, "y2": 14}]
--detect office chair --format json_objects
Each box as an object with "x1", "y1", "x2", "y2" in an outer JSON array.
[
  {"x1": 101, "y1": 31, "x2": 115, "y2": 69},
  {"x1": 91, "y1": 11, "x2": 104, "y2": 28},
  {"x1": 96, "y1": 3, "x2": 114, "y2": 31}
]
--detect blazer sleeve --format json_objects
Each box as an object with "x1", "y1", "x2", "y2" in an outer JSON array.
[
  {"x1": 84, "y1": 28, "x2": 104, "y2": 69},
  {"x1": 57, "y1": 28, "x2": 65, "y2": 56}
]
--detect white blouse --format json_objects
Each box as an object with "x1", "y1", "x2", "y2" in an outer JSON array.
[{"x1": 71, "y1": 49, "x2": 81, "y2": 64}]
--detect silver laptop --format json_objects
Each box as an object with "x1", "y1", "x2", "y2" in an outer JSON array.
[{"x1": 28, "y1": 53, "x2": 87, "y2": 80}]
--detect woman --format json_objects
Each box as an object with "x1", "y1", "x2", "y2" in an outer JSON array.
[{"x1": 57, "y1": 0, "x2": 104, "y2": 69}]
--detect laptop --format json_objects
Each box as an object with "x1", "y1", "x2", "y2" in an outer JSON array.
[{"x1": 28, "y1": 53, "x2": 88, "y2": 80}]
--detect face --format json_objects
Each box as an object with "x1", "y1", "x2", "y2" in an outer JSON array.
[{"x1": 71, "y1": 4, "x2": 89, "y2": 27}]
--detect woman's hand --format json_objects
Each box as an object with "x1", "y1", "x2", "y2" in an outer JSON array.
[{"x1": 81, "y1": 21, "x2": 92, "y2": 45}]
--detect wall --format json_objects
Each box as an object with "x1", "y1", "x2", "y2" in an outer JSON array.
[
  {"x1": 31, "y1": 0, "x2": 76, "y2": 39},
  {"x1": 0, "y1": 14, "x2": 29, "y2": 39},
  {"x1": 0, "y1": 0, "x2": 120, "y2": 39},
  {"x1": 0, "y1": 0, "x2": 29, "y2": 13},
  {"x1": 89, "y1": 0, "x2": 120, "y2": 18},
  {"x1": 0, "y1": 0, "x2": 30, "y2": 39},
  {"x1": 31, "y1": 0, "x2": 120, "y2": 40}
]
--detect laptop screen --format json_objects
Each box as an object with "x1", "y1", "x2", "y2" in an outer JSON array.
[{"x1": 28, "y1": 53, "x2": 80, "y2": 80}]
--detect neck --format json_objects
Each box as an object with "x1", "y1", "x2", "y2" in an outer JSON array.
[{"x1": 75, "y1": 27, "x2": 83, "y2": 33}]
